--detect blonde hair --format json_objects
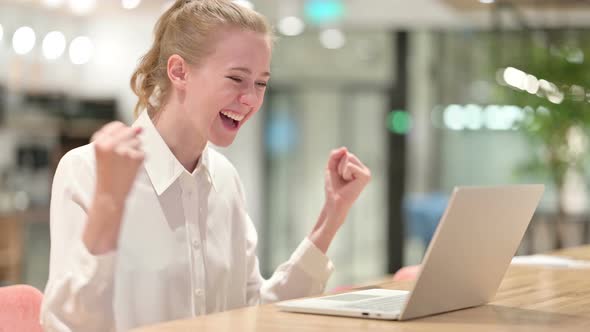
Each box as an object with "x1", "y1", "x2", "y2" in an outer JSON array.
[{"x1": 130, "y1": 0, "x2": 273, "y2": 118}]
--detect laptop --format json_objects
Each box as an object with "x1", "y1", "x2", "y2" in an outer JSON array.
[{"x1": 277, "y1": 185, "x2": 544, "y2": 321}]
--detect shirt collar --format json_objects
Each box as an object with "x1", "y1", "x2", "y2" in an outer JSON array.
[{"x1": 133, "y1": 111, "x2": 217, "y2": 195}]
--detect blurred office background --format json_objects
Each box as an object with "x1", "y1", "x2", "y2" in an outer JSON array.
[{"x1": 1, "y1": 0, "x2": 590, "y2": 291}]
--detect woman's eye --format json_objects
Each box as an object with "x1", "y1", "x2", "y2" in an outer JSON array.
[
  {"x1": 228, "y1": 76, "x2": 242, "y2": 83},
  {"x1": 256, "y1": 82, "x2": 268, "y2": 87}
]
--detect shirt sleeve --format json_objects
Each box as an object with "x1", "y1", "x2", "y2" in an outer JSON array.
[
  {"x1": 244, "y1": 213, "x2": 335, "y2": 305},
  {"x1": 41, "y1": 150, "x2": 117, "y2": 332}
]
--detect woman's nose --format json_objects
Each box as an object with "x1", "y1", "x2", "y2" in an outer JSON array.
[{"x1": 238, "y1": 91, "x2": 257, "y2": 107}]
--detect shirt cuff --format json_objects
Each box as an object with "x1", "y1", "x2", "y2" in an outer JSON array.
[
  {"x1": 72, "y1": 237, "x2": 117, "y2": 285},
  {"x1": 290, "y1": 237, "x2": 335, "y2": 282}
]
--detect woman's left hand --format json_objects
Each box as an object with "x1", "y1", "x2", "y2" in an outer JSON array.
[
  {"x1": 309, "y1": 147, "x2": 371, "y2": 253},
  {"x1": 323, "y1": 147, "x2": 372, "y2": 227}
]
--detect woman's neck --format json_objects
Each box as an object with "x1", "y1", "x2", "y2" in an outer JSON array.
[{"x1": 152, "y1": 102, "x2": 207, "y2": 173}]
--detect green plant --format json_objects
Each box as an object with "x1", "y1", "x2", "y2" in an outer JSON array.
[{"x1": 499, "y1": 34, "x2": 590, "y2": 248}]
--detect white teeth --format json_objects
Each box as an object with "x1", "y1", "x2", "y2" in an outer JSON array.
[{"x1": 221, "y1": 110, "x2": 245, "y2": 122}]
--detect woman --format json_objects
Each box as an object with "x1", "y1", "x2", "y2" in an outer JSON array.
[{"x1": 41, "y1": 0, "x2": 371, "y2": 331}]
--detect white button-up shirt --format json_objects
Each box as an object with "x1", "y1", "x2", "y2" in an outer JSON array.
[{"x1": 41, "y1": 111, "x2": 334, "y2": 332}]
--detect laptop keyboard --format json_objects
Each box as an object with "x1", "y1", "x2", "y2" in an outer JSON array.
[{"x1": 343, "y1": 295, "x2": 408, "y2": 312}]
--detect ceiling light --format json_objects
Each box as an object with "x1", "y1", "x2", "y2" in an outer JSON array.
[
  {"x1": 13, "y1": 26, "x2": 36, "y2": 55},
  {"x1": 69, "y1": 0, "x2": 96, "y2": 15},
  {"x1": 43, "y1": 31, "x2": 67, "y2": 60},
  {"x1": 319, "y1": 29, "x2": 346, "y2": 49},
  {"x1": 69, "y1": 36, "x2": 94, "y2": 64},
  {"x1": 232, "y1": 0, "x2": 254, "y2": 10},
  {"x1": 278, "y1": 16, "x2": 305, "y2": 36},
  {"x1": 122, "y1": 0, "x2": 141, "y2": 10},
  {"x1": 42, "y1": 0, "x2": 66, "y2": 9}
]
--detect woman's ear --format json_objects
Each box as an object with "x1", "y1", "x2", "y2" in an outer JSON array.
[{"x1": 167, "y1": 54, "x2": 188, "y2": 90}]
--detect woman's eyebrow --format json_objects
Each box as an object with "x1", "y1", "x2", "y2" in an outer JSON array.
[{"x1": 229, "y1": 67, "x2": 271, "y2": 77}]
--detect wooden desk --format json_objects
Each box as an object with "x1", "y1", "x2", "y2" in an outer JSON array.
[
  {"x1": 0, "y1": 214, "x2": 24, "y2": 284},
  {"x1": 132, "y1": 246, "x2": 590, "y2": 332}
]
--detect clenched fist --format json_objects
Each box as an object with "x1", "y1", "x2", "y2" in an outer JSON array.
[
  {"x1": 308, "y1": 147, "x2": 372, "y2": 253},
  {"x1": 92, "y1": 122, "x2": 145, "y2": 203},
  {"x1": 324, "y1": 147, "x2": 371, "y2": 223},
  {"x1": 83, "y1": 121, "x2": 145, "y2": 255}
]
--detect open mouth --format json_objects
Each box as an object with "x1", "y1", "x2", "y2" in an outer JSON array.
[{"x1": 220, "y1": 110, "x2": 245, "y2": 130}]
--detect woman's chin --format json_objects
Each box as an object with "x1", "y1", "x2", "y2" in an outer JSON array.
[{"x1": 208, "y1": 134, "x2": 236, "y2": 147}]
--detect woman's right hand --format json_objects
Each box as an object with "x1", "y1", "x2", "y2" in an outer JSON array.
[{"x1": 83, "y1": 121, "x2": 145, "y2": 255}]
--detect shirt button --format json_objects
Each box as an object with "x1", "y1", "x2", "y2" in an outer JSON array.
[{"x1": 194, "y1": 288, "x2": 204, "y2": 297}]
